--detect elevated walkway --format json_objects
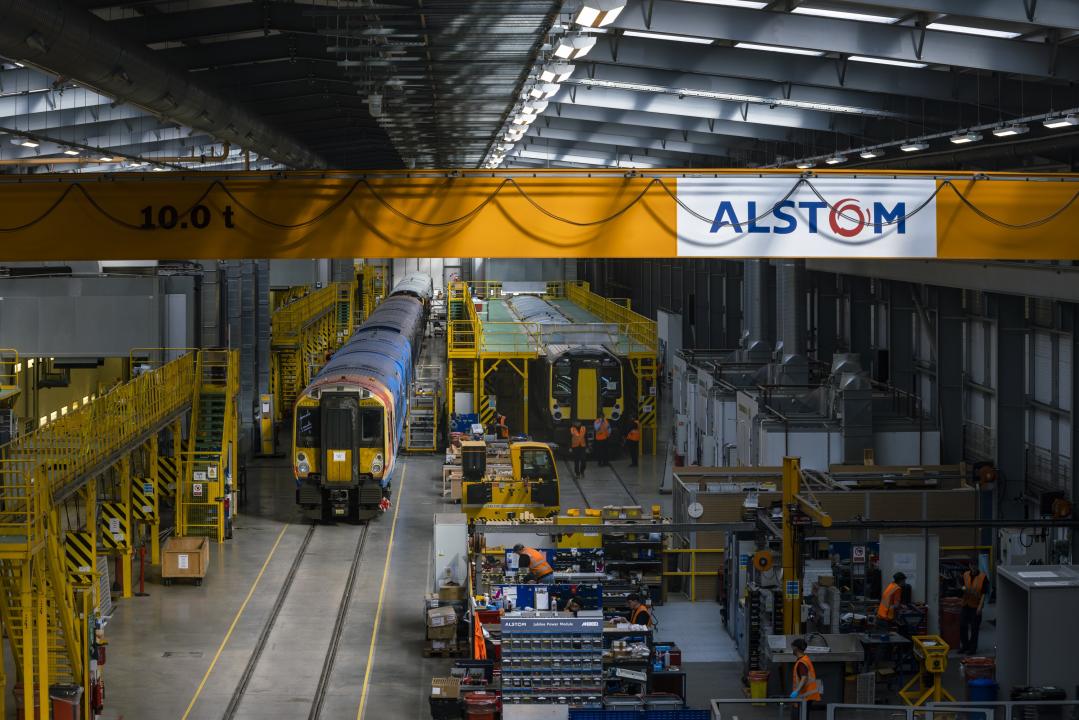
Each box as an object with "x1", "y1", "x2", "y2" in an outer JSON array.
[
  {"x1": 0, "y1": 348, "x2": 237, "y2": 720},
  {"x1": 445, "y1": 280, "x2": 658, "y2": 449},
  {"x1": 270, "y1": 281, "x2": 354, "y2": 422}
]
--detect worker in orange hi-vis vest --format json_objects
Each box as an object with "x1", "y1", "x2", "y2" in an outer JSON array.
[
  {"x1": 876, "y1": 572, "x2": 907, "y2": 631},
  {"x1": 960, "y1": 567, "x2": 989, "y2": 654}
]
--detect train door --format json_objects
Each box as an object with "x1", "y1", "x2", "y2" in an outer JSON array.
[
  {"x1": 576, "y1": 367, "x2": 597, "y2": 420},
  {"x1": 321, "y1": 393, "x2": 359, "y2": 483}
]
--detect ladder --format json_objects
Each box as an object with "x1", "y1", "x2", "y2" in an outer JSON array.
[{"x1": 405, "y1": 366, "x2": 442, "y2": 452}]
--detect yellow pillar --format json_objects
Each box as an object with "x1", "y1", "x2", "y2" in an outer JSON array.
[
  {"x1": 83, "y1": 480, "x2": 98, "y2": 611},
  {"x1": 120, "y1": 457, "x2": 133, "y2": 599},
  {"x1": 522, "y1": 359, "x2": 529, "y2": 435},
  {"x1": 20, "y1": 564, "x2": 33, "y2": 720},
  {"x1": 782, "y1": 456, "x2": 801, "y2": 636},
  {"x1": 36, "y1": 562, "x2": 49, "y2": 717},
  {"x1": 149, "y1": 436, "x2": 161, "y2": 565},
  {"x1": 173, "y1": 418, "x2": 184, "y2": 538}
]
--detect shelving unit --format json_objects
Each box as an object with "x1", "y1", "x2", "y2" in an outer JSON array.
[
  {"x1": 500, "y1": 614, "x2": 604, "y2": 708},
  {"x1": 603, "y1": 530, "x2": 665, "y2": 605}
]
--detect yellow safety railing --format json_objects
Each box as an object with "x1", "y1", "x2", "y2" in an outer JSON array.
[
  {"x1": 662, "y1": 547, "x2": 725, "y2": 602},
  {"x1": 0, "y1": 353, "x2": 196, "y2": 558},
  {"x1": 566, "y1": 281, "x2": 657, "y2": 355},
  {"x1": 272, "y1": 282, "x2": 345, "y2": 347},
  {"x1": 448, "y1": 281, "x2": 480, "y2": 357},
  {"x1": 0, "y1": 348, "x2": 19, "y2": 389}
]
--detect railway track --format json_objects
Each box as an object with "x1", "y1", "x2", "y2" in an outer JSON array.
[{"x1": 223, "y1": 522, "x2": 370, "y2": 720}]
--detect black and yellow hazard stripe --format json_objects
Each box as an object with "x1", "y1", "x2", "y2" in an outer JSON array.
[
  {"x1": 132, "y1": 480, "x2": 156, "y2": 522},
  {"x1": 100, "y1": 502, "x2": 129, "y2": 550},
  {"x1": 479, "y1": 373, "x2": 496, "y2": 426},
  {"x1": 65, "y1": 531, "x2": 95, "y2": 585},
  {"x1": 157, "y1": 455, "x2": 178, "y2": 497}
]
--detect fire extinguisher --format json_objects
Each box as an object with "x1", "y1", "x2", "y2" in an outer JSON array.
[{"x1": 91, "y1": 677, "x2": 105, "y2": 713}]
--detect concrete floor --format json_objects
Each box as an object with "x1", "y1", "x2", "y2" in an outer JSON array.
[{"x1": 85, "y1": 371, "x2": 994, "y2": 720}]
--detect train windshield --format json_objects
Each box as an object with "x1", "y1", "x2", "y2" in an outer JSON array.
[
  {"x1": 520, "y1": 447, "x2": 555, "y2": 480},
  {"x1": 359, "y1": 406, "x2": 384, "y2": 446},
  {"x1": 552, "y1": 358, "x2": 573, "y2": 403},
  {"x1": 297, "y1": 406, "x2": 320, "y2": 447},
  {"x1": 599, "y1": 358, "x2": 621, "y2": 404}
]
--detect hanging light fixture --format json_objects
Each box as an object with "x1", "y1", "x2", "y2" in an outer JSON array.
[
  {"x1": 573, "y1": 0, "x2": 627, "y2": 28},
  {"x1": 553, "y1": 34, "x2": 597, "y2": 60},
  {"x1": 529, "y1": 83, "x2": 562, "y2": 100},
  {"x1": 539, "y1": 62, "x2": 576, "y2": 82}
]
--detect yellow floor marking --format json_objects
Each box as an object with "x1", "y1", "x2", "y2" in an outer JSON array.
[
  {"x1": 356, "y1": 465, "x2": 407, "y2": 720},
  {"x1": 179, "y1": 522, "x2": 290, "y2": 720}
]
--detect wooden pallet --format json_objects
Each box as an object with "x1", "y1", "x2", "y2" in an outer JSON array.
[{"x1": 424, "y1": 643, "x2": 465, "y2": 658}]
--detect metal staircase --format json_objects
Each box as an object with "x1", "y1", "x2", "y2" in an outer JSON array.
[
  {"x1": 178, "y1": 350, "x2": 238, "y2": 542},
  {"x1": 405, "y1": 366, "x2": 442, "y2": 452}
]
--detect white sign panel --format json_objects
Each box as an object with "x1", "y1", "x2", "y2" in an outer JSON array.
[{"x1": 676, "y1": 177, "x2": 937, "y2": 257}]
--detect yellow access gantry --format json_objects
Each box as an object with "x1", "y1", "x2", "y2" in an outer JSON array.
[
  {"x1": 270, "y1": 281, "x2": 355, "y2": 424},
  {"x1": 0, "y1": 349, "x2": 237, "y2": 720},
  {"x1": 445, "y1": 280, "x2": 658, "y2": 453}
]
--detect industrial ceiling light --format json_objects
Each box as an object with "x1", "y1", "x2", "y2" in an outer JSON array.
[
  {"x1": 573, "y1": 0, "x2": 626, "y2": 28},
  {"x1": 847, "y1": 55, "x2": 927, "y2": 69},
  {"x1": 824, "y1": 155, "x2": 847, "y2": 165},
  {"x1": 1043, "y1": 114, "x2": 1079, "y2": 129},
  {"x1": 900, "y1": 141, "x2": 929, "y2": 152},
  {"x1": 734, "y1": 42, "x2": 824, "y2": 56},
  {"x1": 949, "y1": 131, "x2": 982, "y2": 144},
  {"x1": 529, "y1": 83, "x2": 562, "y2": 100},
  {"x1": 553, "y1": 34, "x2": 597, "y2": 59},
  {"x1": 99, "y1": 156, "x2": 115, "y2": 162},
  {"x1": 623, "y1": 30, "x2": 713, "y2": 44},
  {"x1": 791, "y1": 6, "x2": 898, "y2": 23},
  {"x1": 10, "y1": 137, "x2": 39, "y2": 148},
  {"x1": 63, "y1": 149, "x2": 80, "y2": 156},
  {"x1": 795, "y1": 161, "x2": 815, "y2": 169},
  {"x1": 512, "y1": 114, "x2": 538, "y2": 125},
  {"x1": 681, "y1": 0, "x2": 767, "y2": 7},
  {"x1": 992, "y1": 123, "x2": 1029, "y2": 137},
  {"x1": 859, "y1": 149, "x2": 884, "y2": 159},
  {"x1": 925, "y1": 22, "x2": 1020, "y2": 39},
  {"x1": 520, "y1": 100, "x2": 549, "y2": 116},
  {"x1": 539, "y1": 62, "x2": 576, "y2": 82}
]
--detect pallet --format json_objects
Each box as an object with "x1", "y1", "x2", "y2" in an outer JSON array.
[{"x1": 424, "y1": 644, "x2": 465, "y2": 658}]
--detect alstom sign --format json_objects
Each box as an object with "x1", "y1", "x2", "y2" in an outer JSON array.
[{"x1": 677, "y1": 177, "x2": 937, "y2": 257}]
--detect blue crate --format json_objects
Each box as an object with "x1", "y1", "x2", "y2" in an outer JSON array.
[{"x1": 568, "y1": 711, "x2": 641, "y2": 720}]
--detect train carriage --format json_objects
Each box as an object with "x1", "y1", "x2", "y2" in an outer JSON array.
[{"x1": 293, "y1": 273, "x2": 433, "y2": 520}]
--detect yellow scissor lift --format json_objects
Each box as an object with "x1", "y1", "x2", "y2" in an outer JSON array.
[
  {"x1": 445, "y1": 280, "x2": 658, "y2": 455},
  {"x1": 0, "y1": 349, "x2": 236, "y2": 720}
]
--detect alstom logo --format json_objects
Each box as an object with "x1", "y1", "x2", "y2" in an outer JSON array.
[{"x1": 709, "y1": 199, "x2": 907, "y2": 237}]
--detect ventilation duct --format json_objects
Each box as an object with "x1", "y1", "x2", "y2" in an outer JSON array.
[
  {"x1": 0, "y1": 0, "x2": 324, "y2": 169},
  {"x1": 742, "y1": 260, "x2": 771, "y2": 348},
  {"x1": 836, "y1": 372, "x2": 874, "y2": 464},
  {"x1": 775, "y1": 260, "x2": 806, "y2": 357}
]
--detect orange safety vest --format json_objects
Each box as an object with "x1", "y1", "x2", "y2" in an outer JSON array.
[
  {"x1": 626, "y1": 421, "x2": 641, "y2": 442},
  {"x1": 570, "y1": 426, "x2": 587, "y2": 448},
  {"x1": 594, "y1": 419, "x2": 610, "y2": 441},
  {"x1": 520, "y1": 547, "x2": 553, "y2": 580},
  {"x1": 630, "y1": 605, "x2": 652, "y2": 628},
  {"x1": 877, "y1": 582, "x2": 902, "y2": 620},
  {"x1": 792, "y1": 655, "x2": 822, "y2": 701},
  {"x1": 963, "y1": 571, "x2": 987, "y2": 609}
]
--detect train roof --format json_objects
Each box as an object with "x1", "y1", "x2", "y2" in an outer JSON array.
[{"x1": 390, "y1": 273, "x2": 433, "y2": 300}]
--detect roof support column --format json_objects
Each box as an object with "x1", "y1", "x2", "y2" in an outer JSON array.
[
  {"x1": 995, "y1": 293, "x2": 1027, "y2": 520},
  {"x1": 848, "y1": 277, "x2": 874, "y2": 371},
  {"x1": 889, "y1": 281, "x2": 916, "y2": 396},
  {"x1": 937, "y1": 287, "x2": 965, "y2": 465}
]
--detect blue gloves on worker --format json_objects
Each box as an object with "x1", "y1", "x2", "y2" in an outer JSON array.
[{"x1": 790, "y1": 691, "x2": 799, "y2": 699}]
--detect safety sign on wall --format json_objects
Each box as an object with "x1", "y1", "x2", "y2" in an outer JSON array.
[{"x1": 192, "y1": 483, "x2": 204, "y2": 498}]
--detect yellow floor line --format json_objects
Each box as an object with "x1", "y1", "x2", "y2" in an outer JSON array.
[
  {"x1": 179, "y1": 522, "x2": 290, "y2": 720},
  {"x1": 356, "y1": 465, "x2": 407, "y2": 720}
]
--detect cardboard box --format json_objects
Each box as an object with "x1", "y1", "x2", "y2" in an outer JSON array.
[
  {"x1": 431, "y1": 678, "x2": 462, "y2": 699},
  {"x1": 428, "y1": 623, "x2": 458, "y2": 640},
  {"x1": 427, "y1": 605, "x2": 457, "y2": 628},
  {"x1": 162, "y1": 536, "x2": 209, "y2": 579},
  {"x1": 439, "y1": 584, "x2": 467, "y2": 602}
]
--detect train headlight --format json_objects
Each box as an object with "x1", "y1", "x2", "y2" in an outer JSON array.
[
  {"x1": 611, "y1": 408, "x2": 622, "y2": 421},
  {"x1": 297, "y1": 460, "x2": 311, "y2": 475},
  {"x1": 553, "y1": 409, "x2": 563, "y2": 421},
  {"x1": 371, "y1": 453, "x2": 385, "y2": 474}
]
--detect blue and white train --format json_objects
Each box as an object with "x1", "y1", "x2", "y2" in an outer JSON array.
[{"x1": 292, "y1": 273, "x2": 433, "y2": 520}]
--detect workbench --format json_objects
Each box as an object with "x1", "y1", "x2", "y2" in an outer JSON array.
[{"x1": 763, "y1": 633, "x2": 865, "y2": 704}]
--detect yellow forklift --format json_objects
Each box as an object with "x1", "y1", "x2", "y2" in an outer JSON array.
[{"x1": 460, "y1": 440, "x2": 560, "y2": 521}]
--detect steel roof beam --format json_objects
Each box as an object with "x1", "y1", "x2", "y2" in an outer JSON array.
[
  {"x1": 529, "y1": 115, "x2": 766, "y2": 152},
  {"x1": 862, "y1": 0, "x2": 1079, "y2": 31},
  {"x1": 550, "y1": 85, "x2": 867, "y2": 135},
  {"x1": 527, "y1": 125, "x2": 732, "y2": 158},
  {"x1": 548, "y1": 103, "x2": 807, "y2": 143},
  {"x1": 511, "y1": 146, "x2": 669, "y2": 168},
  {"x1": 583, "y1": 39, "x2": 1049, "y2": 110},
  {"x1": 519, "y1": 132, "x2": 731, "y2": 163},
  {"x1": 610, "y1": 1, "x2": 1079, "y2": 81},
  {"x1": 577, "y1": 61, "x2": 911, "y2": 119}
]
